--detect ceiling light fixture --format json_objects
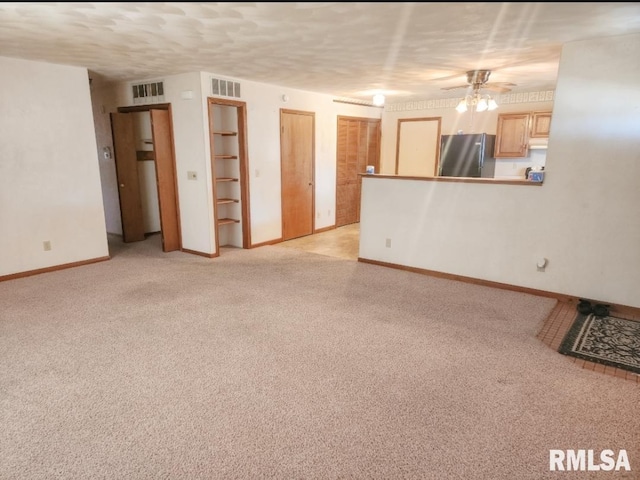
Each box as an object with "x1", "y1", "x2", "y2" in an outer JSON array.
[
  {"x1": 372, "y1": 94, "x2": 385, "y2": 107},
  {"x1": 455, "y1": 91, "x2": 498, "y2": 113}
]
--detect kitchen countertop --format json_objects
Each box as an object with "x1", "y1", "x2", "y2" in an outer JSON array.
[{"x1": 360, "y1": 173, "x2": 543, "y2": 186}]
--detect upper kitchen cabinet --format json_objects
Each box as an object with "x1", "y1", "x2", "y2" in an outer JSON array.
[
  {"x1": 530, "y1": 111, "x2": 552, "y2": 138},
  {"x1": 495, "y1": 110, "x2": 553, "y2": 157},
  {"x1": 495, "y1": 113, "x2": 530, "y2": 158}
]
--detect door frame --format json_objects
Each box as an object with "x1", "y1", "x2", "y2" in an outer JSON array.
[
  {"x1": 395, "y1": 117, "x2": 442, "y2": 176},
  {"x1": 116, "y1": 103, "x2": 182, "y2": 251},
  {"x1": 335, "y1": 115, "x2": 381, "y2": 227},
  {"x1": 207, "y1": 97, "x2": 252, "y2": 253},
  {"x1": 280, "y1": 108, "x2": 316, "y2": 240}
]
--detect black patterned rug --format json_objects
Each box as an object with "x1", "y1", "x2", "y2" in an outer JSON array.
[{"x1": 559, "y1": 313, "x2": 640, "y2": 375}]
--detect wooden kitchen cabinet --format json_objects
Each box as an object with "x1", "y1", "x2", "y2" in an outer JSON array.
[
  {"x1": 495, "y1": 110, "x2": 553, "y2": 157},
  {"x1": 530, "y1": 111, "x2": 552, "y2": 138},
  {"x1": 495, "y1": 113, "x2": 530, "y2": 158}
]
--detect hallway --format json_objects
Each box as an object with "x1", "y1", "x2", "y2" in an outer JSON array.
[{"x1": 280, "y1": 223, "x2": 360, "y2": 261}]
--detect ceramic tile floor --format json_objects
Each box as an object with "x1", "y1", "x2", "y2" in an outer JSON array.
[
  {"x1": 537, "y1": 301, "x2": 640, "y2": 384},
  {"x1": 281, "y1": 224, "x2": 639, "y2": 384},
  {"x1": 280, "y1": 223, "x2": 360, "y2": 261}
]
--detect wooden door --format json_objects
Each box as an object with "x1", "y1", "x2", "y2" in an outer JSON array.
[
  {"x1": 150, "y1": 109, "x2": 181, "y2": 252},
  {"x1": 110, "y1": 113, "x2": 145, "y2": 243},
  {"x1": 396, "y1": 117, "x2": 441, "y2": 176},
  {"x1": 280, "y1": 109, "x2": 314, "y2": 241},
  {"x1": 336, "y1": 117, "x2": 380, "y2": 227}
]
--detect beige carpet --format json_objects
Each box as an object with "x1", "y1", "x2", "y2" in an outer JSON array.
[{"x1": 1, "y1": 236, "x2": 638, "y2": 479}]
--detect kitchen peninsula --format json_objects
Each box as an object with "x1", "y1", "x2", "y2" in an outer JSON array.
[
  {"x1": 362, "y1": 173, "x2": 542, "y2": 186},
  {"x1": 357, "y1": 172, "x2": 548, "y2": 298}
]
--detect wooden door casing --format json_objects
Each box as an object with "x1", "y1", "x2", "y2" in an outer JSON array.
[
  {"x1": 280, "y1": 109, "x2": 315, "y2": 241},
  {"x1": 336, "y1": 116, "x2": 380, "y2": 227},
  {"x1": 395, "y1": 117, "x2": 441, "y2": 177},
  {"x1": 207, "y1": 97, "x2": 251, "y2": 253},
  {"x1": 111, "y1": 105, "x2": 182, "y2": 250}
]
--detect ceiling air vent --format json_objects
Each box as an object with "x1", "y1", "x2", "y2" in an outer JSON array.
[
  {"x1": 212, "y1": 77, "x2": 241, "y2": 98},
  {"x1": 131, "y1": 80, "x2": 165, "y2": 105}
]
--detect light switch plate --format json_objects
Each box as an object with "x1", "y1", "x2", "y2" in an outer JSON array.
[{"x1": 187, "y1": 171, "x2": 197, "y2": 180}]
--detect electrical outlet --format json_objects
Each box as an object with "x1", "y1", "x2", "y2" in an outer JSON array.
[
  {"x1": 43, "y1": 241, "x2": 51, "y2": 251},
  {"x1": 385, "y1": 238, "x2": 392, "y2": 248},
  {"x1": 536, "y1": 257, "x2": 548, "y2": 272}
]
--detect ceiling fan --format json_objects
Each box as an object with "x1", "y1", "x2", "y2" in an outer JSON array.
[{"x1": 441, "y1": 69, "x2": 516, "y2": 93}]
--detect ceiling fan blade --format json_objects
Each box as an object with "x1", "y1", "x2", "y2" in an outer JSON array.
[
  {"x1": 482, "y1": 85, "x2": 511, "y2": 93},
  {"x1": 483, "y1": 84, "x2": 513, "y2": 93},
  {"x1": 440, "y1": 84, "x2": 470, "y2": 91}
]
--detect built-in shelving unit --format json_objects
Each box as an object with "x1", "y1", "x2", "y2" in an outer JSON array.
[{"x1": 208, "y1": 98, "x2": 250, "y2": 255}]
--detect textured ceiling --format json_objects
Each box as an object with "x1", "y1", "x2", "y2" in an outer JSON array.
[{"x1": 1, "y1": 2, "x2": 640, "y2": 102}]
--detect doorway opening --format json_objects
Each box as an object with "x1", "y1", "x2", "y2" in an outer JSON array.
[
  {"x1": 110, "y1": 103, "x2": 181, "y2": 253},
  {"x1": 335, "y1": 116, "x2": 380, "y2": 227}
]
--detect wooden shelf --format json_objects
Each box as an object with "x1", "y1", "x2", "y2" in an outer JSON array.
[
  {"x1": 136, "y1": 150, "x2": 155, "y2": 161},
  {"x1": 208, "y1": 99, "x2": 248, "y2": 252},
  {"x1": 213, "y1": 131, "x2": 238, "y2": 136},
  {"x1": 218, "y1": 217, "x2": 240, "y2": 225},
  {"x1": 217, "y1": 198, "x2": 239, "y2": 204}
]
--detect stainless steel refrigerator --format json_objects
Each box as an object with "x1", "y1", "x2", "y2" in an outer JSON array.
[{"x1": 439, "y1": 133, "x2": 496, "y2": 178}]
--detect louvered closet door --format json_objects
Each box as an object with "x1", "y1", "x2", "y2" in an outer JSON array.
[{"x1": 336, "y1": 117, "x2": 380, "y2": 227}]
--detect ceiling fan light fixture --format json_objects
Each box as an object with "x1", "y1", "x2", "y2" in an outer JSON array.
[
  {"x1": 372, "y1": 94, "x2": 385, "y2": 106},
  {"x1": 455, "y1": 98, "x2": 468, "y2": 113},
  {"x1": 448, "y1": 69, "x2": 508, "y2": 112}
]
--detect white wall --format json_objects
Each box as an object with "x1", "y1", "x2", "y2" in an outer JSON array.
[
  {"x1": 360, "y1": 32, "x2": 640, "y2": 308},
  {"x1": 108, "y1": 73, "x2": 381, "y2": 253},
  {"x1": 381, "y1": 97, "x2": 554, "y2": 179},
  {"x1": 0, "y1": 56, "x2": 108, "y2": 276},
  {"x1": 199, "y1": 74, "x2": 382, "y2": 245},
  {"x1": 90, "y1": 76, "x2": 122, "y2": 235},
  {"x1": 110, "y1": 72, "x2": 214, "y2": 254}
]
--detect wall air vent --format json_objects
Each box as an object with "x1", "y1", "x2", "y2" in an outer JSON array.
[
  {"x1": 212, "y1": 78, "x2": 241, "y2": 98},
  {"x1": 131, "y1": 80, "x2": 165, "y2": 105}
]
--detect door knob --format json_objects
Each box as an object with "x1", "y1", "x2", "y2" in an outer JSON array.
[{"x1": 120, "y1": 184, "x2": 125, "y2": 188}]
